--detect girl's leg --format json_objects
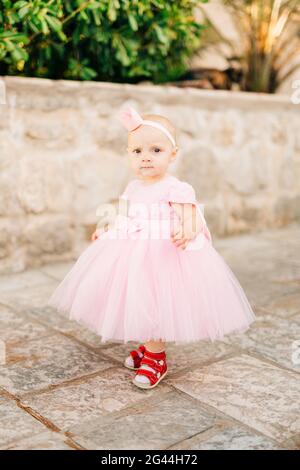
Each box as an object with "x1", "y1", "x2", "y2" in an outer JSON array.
[
  {"x1": 144, "y1": 340, "x2": 166, "y2": 352},
  {"x1": 134, "y1": 340, "x2": 167, "y2": 385}
]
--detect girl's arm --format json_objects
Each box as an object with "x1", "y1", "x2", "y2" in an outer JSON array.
[{"x1": 170, "y1": 202, "x2": 204, "y2": 250}]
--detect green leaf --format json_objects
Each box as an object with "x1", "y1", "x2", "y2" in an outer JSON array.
[
  {"x1": 128, "y1": 13, "x2": 138, "y2": 31},
  {"x1": 82, "y1": 66, "x2": 97, "y2": 80},
  {"x1": 14, "y1": 1, "x2": 29, "y2": 9},
  {"x1": 154, "y1": 24, "x2": 169, "y2": 45},
  {"x1": 45, "y1": 14, "x2": 62, "y2": 32},
  {"x1": 18, "y1": 5, "x2": 30, "y2": 19}
]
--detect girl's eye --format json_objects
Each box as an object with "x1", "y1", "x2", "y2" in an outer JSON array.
[{"x1": 132, "y1": 148, "x2": 161, "y2": 154}]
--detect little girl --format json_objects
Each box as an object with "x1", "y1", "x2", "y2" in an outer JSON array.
[{"x1": 48, "y1": 106, "x2": 256, "y2": 390}]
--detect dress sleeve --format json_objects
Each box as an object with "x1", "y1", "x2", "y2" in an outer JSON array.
[
  {"x1": 168, "y1": 180, "x2": 197, "y2": 205},
  {"x1": 168, "y1": 180, "x2": 213, "y2": 244}
]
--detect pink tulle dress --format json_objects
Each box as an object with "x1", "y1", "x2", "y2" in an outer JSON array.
[{"x1": 47, "y1": 174, "x2": 256, "y2": 345}]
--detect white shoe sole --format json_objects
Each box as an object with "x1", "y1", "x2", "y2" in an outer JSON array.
[
  {"x1": 132, "y1": 369, "x2": 168, "y2": 389},
  {"x1": 123, "y1": 358, "x2": 140, "y2": 370}
]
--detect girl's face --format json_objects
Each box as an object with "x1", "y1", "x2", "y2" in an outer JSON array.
[{"x1": 127, "y1": 125, "x2": 177, "y2": 180}]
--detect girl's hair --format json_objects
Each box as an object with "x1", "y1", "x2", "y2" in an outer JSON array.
[{"x1": 140, "y1": 113, "x2": 178, "y2": 147}]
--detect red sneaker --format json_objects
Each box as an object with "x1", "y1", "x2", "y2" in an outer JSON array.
[{"x1": 132, "y1": 348, "x2": 168, "y2": 389}]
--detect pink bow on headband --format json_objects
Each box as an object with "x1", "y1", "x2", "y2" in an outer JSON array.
[
  {"x1": 118, "y1": 106, "x2": 143, "y2": 132},
  {"x1": 118, "y1": 105, "x2": 177, "y2": 148}
]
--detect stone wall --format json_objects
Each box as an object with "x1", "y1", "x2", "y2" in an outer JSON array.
[{"x1": 0, "y1": 76, "x2": 299, "y2": 273}]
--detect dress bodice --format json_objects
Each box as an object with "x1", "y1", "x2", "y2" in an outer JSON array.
[{"x1": 111, "y1": 174, "x2": 212, "y2": 249}]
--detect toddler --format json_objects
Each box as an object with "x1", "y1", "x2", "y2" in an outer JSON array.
[{"x1": 48, "y1": 106, "x2": 256, "y2": 390}]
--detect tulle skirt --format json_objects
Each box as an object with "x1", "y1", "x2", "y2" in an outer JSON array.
[{"x1": 47, "y1": 225, "x2": 256, "y2": 345}]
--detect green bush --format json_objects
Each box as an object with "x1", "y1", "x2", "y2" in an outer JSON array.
[{"x1": 0, "y1": 0, "x2": 207, "y2": 83}]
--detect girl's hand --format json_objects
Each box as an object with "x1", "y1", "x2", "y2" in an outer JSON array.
[
  {"x1": 170, "y1": 203, "x2": 204, "y2": 250},
  {"x1": 171, "y1": 225, "x2": 199, "y2": 250},
  {"x1": 91, "y1": 223, "x2": 111, "y2": 241},
  {"x1": 91, "y1": 229, "x2": 100, "y2": 241}
]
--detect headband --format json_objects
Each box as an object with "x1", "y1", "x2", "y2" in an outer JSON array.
[{"x1": 118, "y1": 106, "x2": 177, "y2": 148}]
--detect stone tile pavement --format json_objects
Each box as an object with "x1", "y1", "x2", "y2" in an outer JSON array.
[{"x1": 0, "y1": 223, "x2": 299, "y2": 450}]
